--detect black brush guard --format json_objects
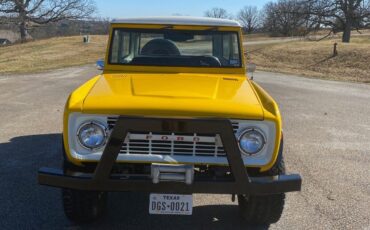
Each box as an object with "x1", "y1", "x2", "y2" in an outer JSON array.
[{"x1": 38, "y1": 117, "x2": 301, "y2": 195}]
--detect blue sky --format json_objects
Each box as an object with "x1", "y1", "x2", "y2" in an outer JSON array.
[{"x1": 95, "y1": 0, "x2": 272, "y2": 18}]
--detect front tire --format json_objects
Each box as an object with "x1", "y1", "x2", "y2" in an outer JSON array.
[
  {"x1": 62, "y1": 157, "x2": 107, "y2": 223},
  {"x1": 238, "y1": 193, "x2": 285, "y2": 225},
  {"x1": 238, "y1": 140, "x2": 286, "y2": 225},
  {"x1": 62, "y1": 189, "x2": 107, "y2": 223}
]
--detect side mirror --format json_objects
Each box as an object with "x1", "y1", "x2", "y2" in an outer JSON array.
[
  {"x1": 96, "y1": 60, "x2": 104, "y2": 70},
  {"x1": 247, "y1": 63, "x2": 256, "y2": 73}
]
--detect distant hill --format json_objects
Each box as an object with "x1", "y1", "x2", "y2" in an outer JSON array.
[{"x1": 0, "y1": 18, "x2": 109, "y2": 43}]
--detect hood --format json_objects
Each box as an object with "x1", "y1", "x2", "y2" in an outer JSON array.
[{"x1": 82, "y1": 73, "x2": 264, "y2": 119}]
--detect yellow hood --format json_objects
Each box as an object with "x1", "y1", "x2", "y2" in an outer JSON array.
[{"x1": 81, "y1": 73, "x2": 264, "y2": 119}]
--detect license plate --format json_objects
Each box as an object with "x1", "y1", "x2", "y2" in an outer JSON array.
[{"x1": 149, "y1": 193, "x2": 193, "y2": 215}]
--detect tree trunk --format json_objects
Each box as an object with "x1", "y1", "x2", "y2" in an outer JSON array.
[
  {"x1": 247, "y1": 26, "x2": 253, "y2": 34},
  {"x1": 18, "y1": 6, "x2": 28, "y2": 43},
  {"x1": 342, "y1": 21, "x2": 352, "y2": 43},
  {"x1": 19, "y1": 21, "x2": 28, "y2": 43}
]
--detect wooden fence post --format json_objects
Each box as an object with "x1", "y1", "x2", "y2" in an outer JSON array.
[{"x1": 333, "y1": 43, "x2": 338, "y2": 57}]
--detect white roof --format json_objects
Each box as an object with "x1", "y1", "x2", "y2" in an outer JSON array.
[{"x1": 112, "y1": 16, "x2": 241, "y2": 27}]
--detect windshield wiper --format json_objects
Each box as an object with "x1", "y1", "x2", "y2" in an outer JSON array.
[
  {"x1": 161, "y1": 25, "x2": 174, "y2": 30},
  {"x1": 205, "y1": 26, "x2": 219, "y2": 31}
]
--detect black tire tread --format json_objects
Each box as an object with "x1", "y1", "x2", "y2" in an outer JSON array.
[
  {"x1": 238, "y1": 144, "x2": 286, "y2": 224},
  {"x1": 238, "y1": 193, "x2": 285, "y2": 224},
  {"x1": 62, "y1": 141, "x2": 107, "y2": 223},
  {"x1": 62, "y1": 189, "x2": 107, "y2": 223}
]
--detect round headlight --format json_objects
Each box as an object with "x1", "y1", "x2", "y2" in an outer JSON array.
[
  {"x1": 77, "y1": 121, "x2": 107, "y2": 150},
  {"x1": 239, "y1": 129, "x2": 266, "y2": 155}
]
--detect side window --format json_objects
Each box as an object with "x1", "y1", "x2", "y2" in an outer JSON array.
[
  {"x1": 223, "y1": 34, "x2": 231, "y2": 60},
  {"x1": 122, "y1": 32, "x2": 130, "y2": 57},
  {"x1": 110, "y1": 31, "x2": 131, "y2": 63},
  {"x1": 222, "y1": 34, "x2": 240, "y2": 66},
  {"x1": 230, "y1": 34, "x2": 239, "y2": 60}
]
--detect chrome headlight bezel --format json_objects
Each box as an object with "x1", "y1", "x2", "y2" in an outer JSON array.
[
  {"x1": 238, "y1": 127, "x2": 267, "y2": 156},
  {"x1": 76, "y1": 121, "x2": 108, "y2": 151}
]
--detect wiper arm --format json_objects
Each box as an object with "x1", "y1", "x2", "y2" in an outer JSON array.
[
  {"x1": 160, "y1": 25, "x2": 219, "y2": 31},
  {"x1": 205, "y1": 26, "x2": 219, "y2": 31},
  {"x1": 161, "y1": 25, "x2": 174, "y2": 30}
]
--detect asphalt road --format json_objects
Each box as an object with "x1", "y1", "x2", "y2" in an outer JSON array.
[
  {"x1": 0, "y1": 66, "x2": 369, "y2": 230},
  {"x1": 243, "y1": 37, "x2": 302, "y2": 46}
]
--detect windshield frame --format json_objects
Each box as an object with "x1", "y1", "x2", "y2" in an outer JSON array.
[{"x1": 107, "y1": 28, "x2": 243, "y2": 69}]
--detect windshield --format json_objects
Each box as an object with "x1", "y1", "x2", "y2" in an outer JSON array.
[{"x1": 109, "y1": 29, "x2": 241, "y2": 68}]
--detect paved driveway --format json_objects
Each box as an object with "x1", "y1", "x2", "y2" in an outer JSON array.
[{"x1": 0, "y1": 67, "x2": 369, "y2": 229}]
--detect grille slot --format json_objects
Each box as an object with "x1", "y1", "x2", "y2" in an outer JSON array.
[
  {"x1": 107, "y1": 117, "x2": 239, "y2": 133},
  {"x1": 108, "y1": 117, "x2": 238, "y2": 157}
]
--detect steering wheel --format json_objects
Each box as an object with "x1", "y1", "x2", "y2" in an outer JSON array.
[
  {"x1": 199, "y1": 56, "x2": 222, "y2": 67},
  {"x1": 141, "y1": 39, "x2": 181, "y2": 56}
]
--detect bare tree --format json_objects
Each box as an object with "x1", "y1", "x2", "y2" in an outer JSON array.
[
  {"x1": 0, "y1": 0, "x2": 96, "y2": 42},
  {"x1": 262, "y1": 0, "x2": 313, "y2": 37},
  {"x1": 204, "y1": 7, "x2": 232, "y2": 19},
  {"x1": 238, "y1": 6, "x2": 260, "y2": 33},
  {"x1": 303, "y1": 0, "x2": 370, "y2": 42}
]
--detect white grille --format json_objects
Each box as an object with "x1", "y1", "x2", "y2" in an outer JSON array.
[{"x1": 107, "y1": 117, "x2": 239, "y2": 157}]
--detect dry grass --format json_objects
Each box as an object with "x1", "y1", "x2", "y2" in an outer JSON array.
[
  {"x1": 243, "y1": 33, "x2": 274, "y2": 41},
  {"x1": 1, "y1": 34, "x2": 370, "y2": 83},
  {"x1": 0, "y1": 35, "x2": 108, "y2": 74},
  {"x1": 245, "y1": 36, "x2": 370, "y2": 83}
]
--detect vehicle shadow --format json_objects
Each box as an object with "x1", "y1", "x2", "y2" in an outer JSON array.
[
  {"x1": 0, "y1": 133, "x2": 66, "y2": 228},
  {"x1": 80, "y1": 192, "x2": 271, "y2": 230},
  {"x1": 0, "y1": 134, "x2": 269, "y2": 230},
  {"x1": 0, "y1": 133, "x2": 63, "y2": 170}
]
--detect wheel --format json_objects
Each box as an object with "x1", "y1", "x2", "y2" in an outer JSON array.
[
  {"x1": 62, "y1": 188, "x2": 107, "y2": 223},
  {"x1": 62, "y1": 154, "x2": 107, "y2": 223},
  {"x1": 238, "y1": 141, "x2": 286, "y2": 224},
  {"x1": 238, "y1": 193, "x2": 285, "y2": 225}
]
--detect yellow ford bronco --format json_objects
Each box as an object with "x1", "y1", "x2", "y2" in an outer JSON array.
[{"x1": 38, "y1": 17, "x2": 301, "y2": 224}]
